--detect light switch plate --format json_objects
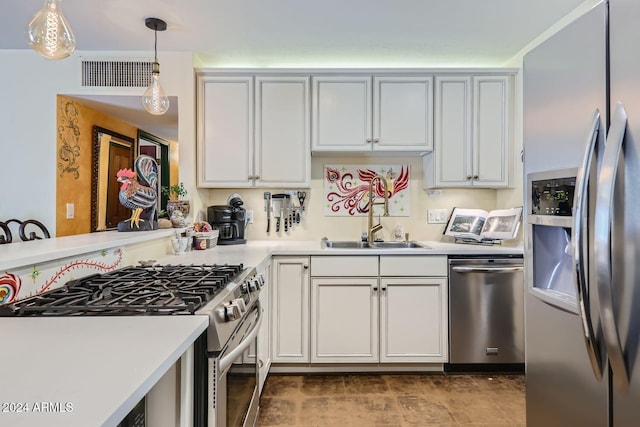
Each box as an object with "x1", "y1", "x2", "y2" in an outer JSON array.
[
  {"x1": 428, "y1": 209, "x2": 448, "y2": 224},
  {"x1": 246, "y1": 210, "x2": 254, "y2": 224},
  {"x1": 66, "y1": 203, "x2": 75, "y2": 219}
]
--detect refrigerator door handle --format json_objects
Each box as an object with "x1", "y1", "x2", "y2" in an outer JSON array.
[
  {"x1": 595, "y1": 102, "x2": 630, "y2": 394},
  {"x1": 572, "y1": 108, "x2": 604, "y2": 381}
]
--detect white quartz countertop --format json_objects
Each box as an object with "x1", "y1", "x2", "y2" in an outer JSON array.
[
  {"x1": 0, "y1": 229, "x2": 177, "y2": 271},
  {"x1": 0, "y1": 316, "x2": 208, "y2": 427},
  {"x1": 153, "y1": 239, "x2": 523, "y2": 270}
]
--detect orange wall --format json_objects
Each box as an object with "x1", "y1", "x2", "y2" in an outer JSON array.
[{"x1": 55, "y1": 96, "x2": 138, "y2": 237}]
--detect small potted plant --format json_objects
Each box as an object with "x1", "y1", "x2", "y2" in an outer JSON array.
[{"x1": 162, "y1": 182, "x2": 190, "y2": 218}]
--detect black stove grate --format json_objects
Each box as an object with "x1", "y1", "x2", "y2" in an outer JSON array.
[{"x1": 0, "y1": 264, "x2": 244, "y2": 317}]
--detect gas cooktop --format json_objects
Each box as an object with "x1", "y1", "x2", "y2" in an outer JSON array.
[{"x1": 0, "y1": 264, "x2": 246, "y2": 317}]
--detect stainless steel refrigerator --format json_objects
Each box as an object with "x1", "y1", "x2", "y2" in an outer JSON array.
[{"x1": 524, "y1": 0, "x2": 640, "y2": 425}]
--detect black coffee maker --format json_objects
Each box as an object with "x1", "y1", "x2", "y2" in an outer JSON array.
[{"x1": 207, "y1": 194, "x2": 247, "y2": 245}]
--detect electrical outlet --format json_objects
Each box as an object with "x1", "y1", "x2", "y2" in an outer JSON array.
[
  {"x1": 427, "y1": 209, "x2": 448, "y2": 224},
  {"x1": 246, "y1": 210, "x2": 254, "y2": 224},
  {"x1": 66, "y1": 203, "x2": 75, "y2": 219}
]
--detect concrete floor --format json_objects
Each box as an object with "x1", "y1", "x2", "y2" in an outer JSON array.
[{"x1": 258, "y1": 373, "x2": 525, "y2": 426}]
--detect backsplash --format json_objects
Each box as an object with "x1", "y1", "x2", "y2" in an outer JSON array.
[{"x1": 203, "y1": 156, "x2": 505, "y2": 243}]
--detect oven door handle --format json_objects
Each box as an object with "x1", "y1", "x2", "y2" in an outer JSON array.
[{"x1": 219, "y1": 305, "x2": 263, "y2": 373}]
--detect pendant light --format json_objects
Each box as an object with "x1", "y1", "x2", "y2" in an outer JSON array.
[
  {"x1": 142, "y1": 17, "x2": 170, "y2": 116},
  {"x1": 26, "y1": 0, "x2": 76, "y2": 60}
]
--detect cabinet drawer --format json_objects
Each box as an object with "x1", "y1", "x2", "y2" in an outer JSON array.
[
  {"x1": 311, "y1": 256, "x2": 378, "y2": 277},
  {"x1": 379, "y1": 255, "x2": 447, "y2": 276}
]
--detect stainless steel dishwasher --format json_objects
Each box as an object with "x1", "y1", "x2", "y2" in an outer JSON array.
[{"x1": 448, "y1": 256, "x2": 525, "y2": 367}]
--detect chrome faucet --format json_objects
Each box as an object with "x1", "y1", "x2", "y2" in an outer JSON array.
[{"x1": 367, "y1": 174, "x2": 390, "y2": 245}]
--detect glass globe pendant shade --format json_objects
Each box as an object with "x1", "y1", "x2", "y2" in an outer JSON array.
[
  {"x1": 142, "y1": 66, "x2": 170, "y2": 115},
  {"x1": 26, "y1": 0, "x2": 76, "y2": 60}
]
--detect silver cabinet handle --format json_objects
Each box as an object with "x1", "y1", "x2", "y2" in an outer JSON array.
[
  {"x1": 451, "y1": 266, "x2": 523, "y2": 273},
  {"x1": 466, "y1": 175, "x2": 472, "y2": 180},
  {"x1": 473, "y1": 175, "x2": 479, "y2": 179},
  {"x1": 366, "y1": 138, "x2": 372, "y2": 143},
  {"x1": 572, "y1": 108, "x2": 604, "y2": 380},
  {"x1": 595, "y1": 102, "x2": 629, "y2": 393},
  {"x1": 373, "y1": 138, "x2": 379, "y2": 143}
]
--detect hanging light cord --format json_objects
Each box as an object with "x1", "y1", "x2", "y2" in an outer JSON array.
[{"x1": 153, "y1": 26, "x2": 159, "y2": 65}]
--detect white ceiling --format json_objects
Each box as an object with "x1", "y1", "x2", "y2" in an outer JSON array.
[{"x1": 2, "y1": 0, "x2": 587, "y2": 140}]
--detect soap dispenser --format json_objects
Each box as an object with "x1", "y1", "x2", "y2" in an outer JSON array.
[{"x1": 393, "y1": 224, "x2": 404, "y2": 241}]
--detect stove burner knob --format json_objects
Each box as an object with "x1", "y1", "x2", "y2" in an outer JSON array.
[
  {"x1": 232, "y1": 298, "x2": 246, "y2": 313},
  {"x1": 249, "y1": 280, "x2": 259, "y2": 292},
  {"x1": 225, "y1": 303, "x2": 241, "y2": 321},
  {"x1": 240, "y1": 283, "x2": 249, "y2": 294}
]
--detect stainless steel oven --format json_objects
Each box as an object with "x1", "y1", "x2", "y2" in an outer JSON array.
[
  {"x1": 193, "y1": 268, "x2": 266, "y2": 427},
  {"x1": 210, "y1": 302, "x2": 262, "y2": 427}
]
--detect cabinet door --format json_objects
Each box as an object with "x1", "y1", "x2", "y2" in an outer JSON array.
[
  {"x1": 272, "y1": 257, "x2": 310, "y2": 363},
  {"x1": 257, "y1": 262, "x2": 272, "y2": 395},
  {"x1": 311, "y1": 76, "x2": 372, "y2": 151},
  {"x1": 255, "y1": 76, "x2": 311, "y2": 187},
  {"x1": 373, "y1": 76, "x2": 433, "y2": 152},
  {"x1": 311, "y1": 278, "x2": 379, "y2": 363},
  {"x1": 425, "y1": 75, "x2": 473, "y2": 188},
  {"x1": 380, "y1": 277, "x2": 448, "y2": 362},
  {"x1": 472, "y1": 75, "x2": 511, "y2": 187},
  {"x1": 197, "y1": 76, "x2": 254, "y2": 187}
]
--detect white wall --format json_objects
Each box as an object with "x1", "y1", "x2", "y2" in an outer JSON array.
[{"x1": 0, "y1": 50, "x2": 195, "y2": 235}]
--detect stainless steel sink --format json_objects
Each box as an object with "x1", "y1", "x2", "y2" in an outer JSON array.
[
  {"x1": 322, "y1": 240, "x2": 370, "y2": 249},
  {"x1": 321, "y1": 240, "x2": 429, "y2": 249},
  {"x1": 369, "y1": 241, "x2": 428, "y2": 249}
]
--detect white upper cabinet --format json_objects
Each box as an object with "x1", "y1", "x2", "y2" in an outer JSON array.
[
  {"x1": 197, "y1": 74, "x2": 310, "y2": 188},
  {"x1": 255, "y1": 76, "x2": 311, "y2": 187},
  {"x1": 198, "y1": 76, "x2": 254, "y2": 188},
  {"x1": 424, "y1": 74, "x2": 513, "y2": 188},
  {"x1": 312, "y1": 75, "x2": 433, "y2": 153}
]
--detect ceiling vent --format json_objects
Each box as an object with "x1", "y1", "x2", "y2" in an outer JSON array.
[{"x1": 80, "y1": 58, "x2": 153, "y2": 88}]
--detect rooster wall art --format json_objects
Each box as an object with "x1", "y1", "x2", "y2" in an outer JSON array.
[
  {"x1": 325, "y1": 165, "x2": 410, "y2": 216},
  {"x1": 116, "y1": 155, "x2": 158, "y2": 231}
]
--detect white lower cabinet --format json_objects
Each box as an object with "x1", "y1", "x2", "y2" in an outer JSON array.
[
  {"x1": 307, "y1": 255, "x2": 448, "y2": 364},
  {"x1": 380, "y1": 277, "x2": 448, "y2": 362},
  {"x1": 243, "y1": 262, "x2": 272, "y2": 394},
  {"x1": 311, "y1": 277, "x2": 379, "y2": 363},
  {"x1": 257, "y1": 262, "x2": 272, "y2": 394},
  {"x1": 271, "y1": 256, "x2": 310, "y2": 363}
]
